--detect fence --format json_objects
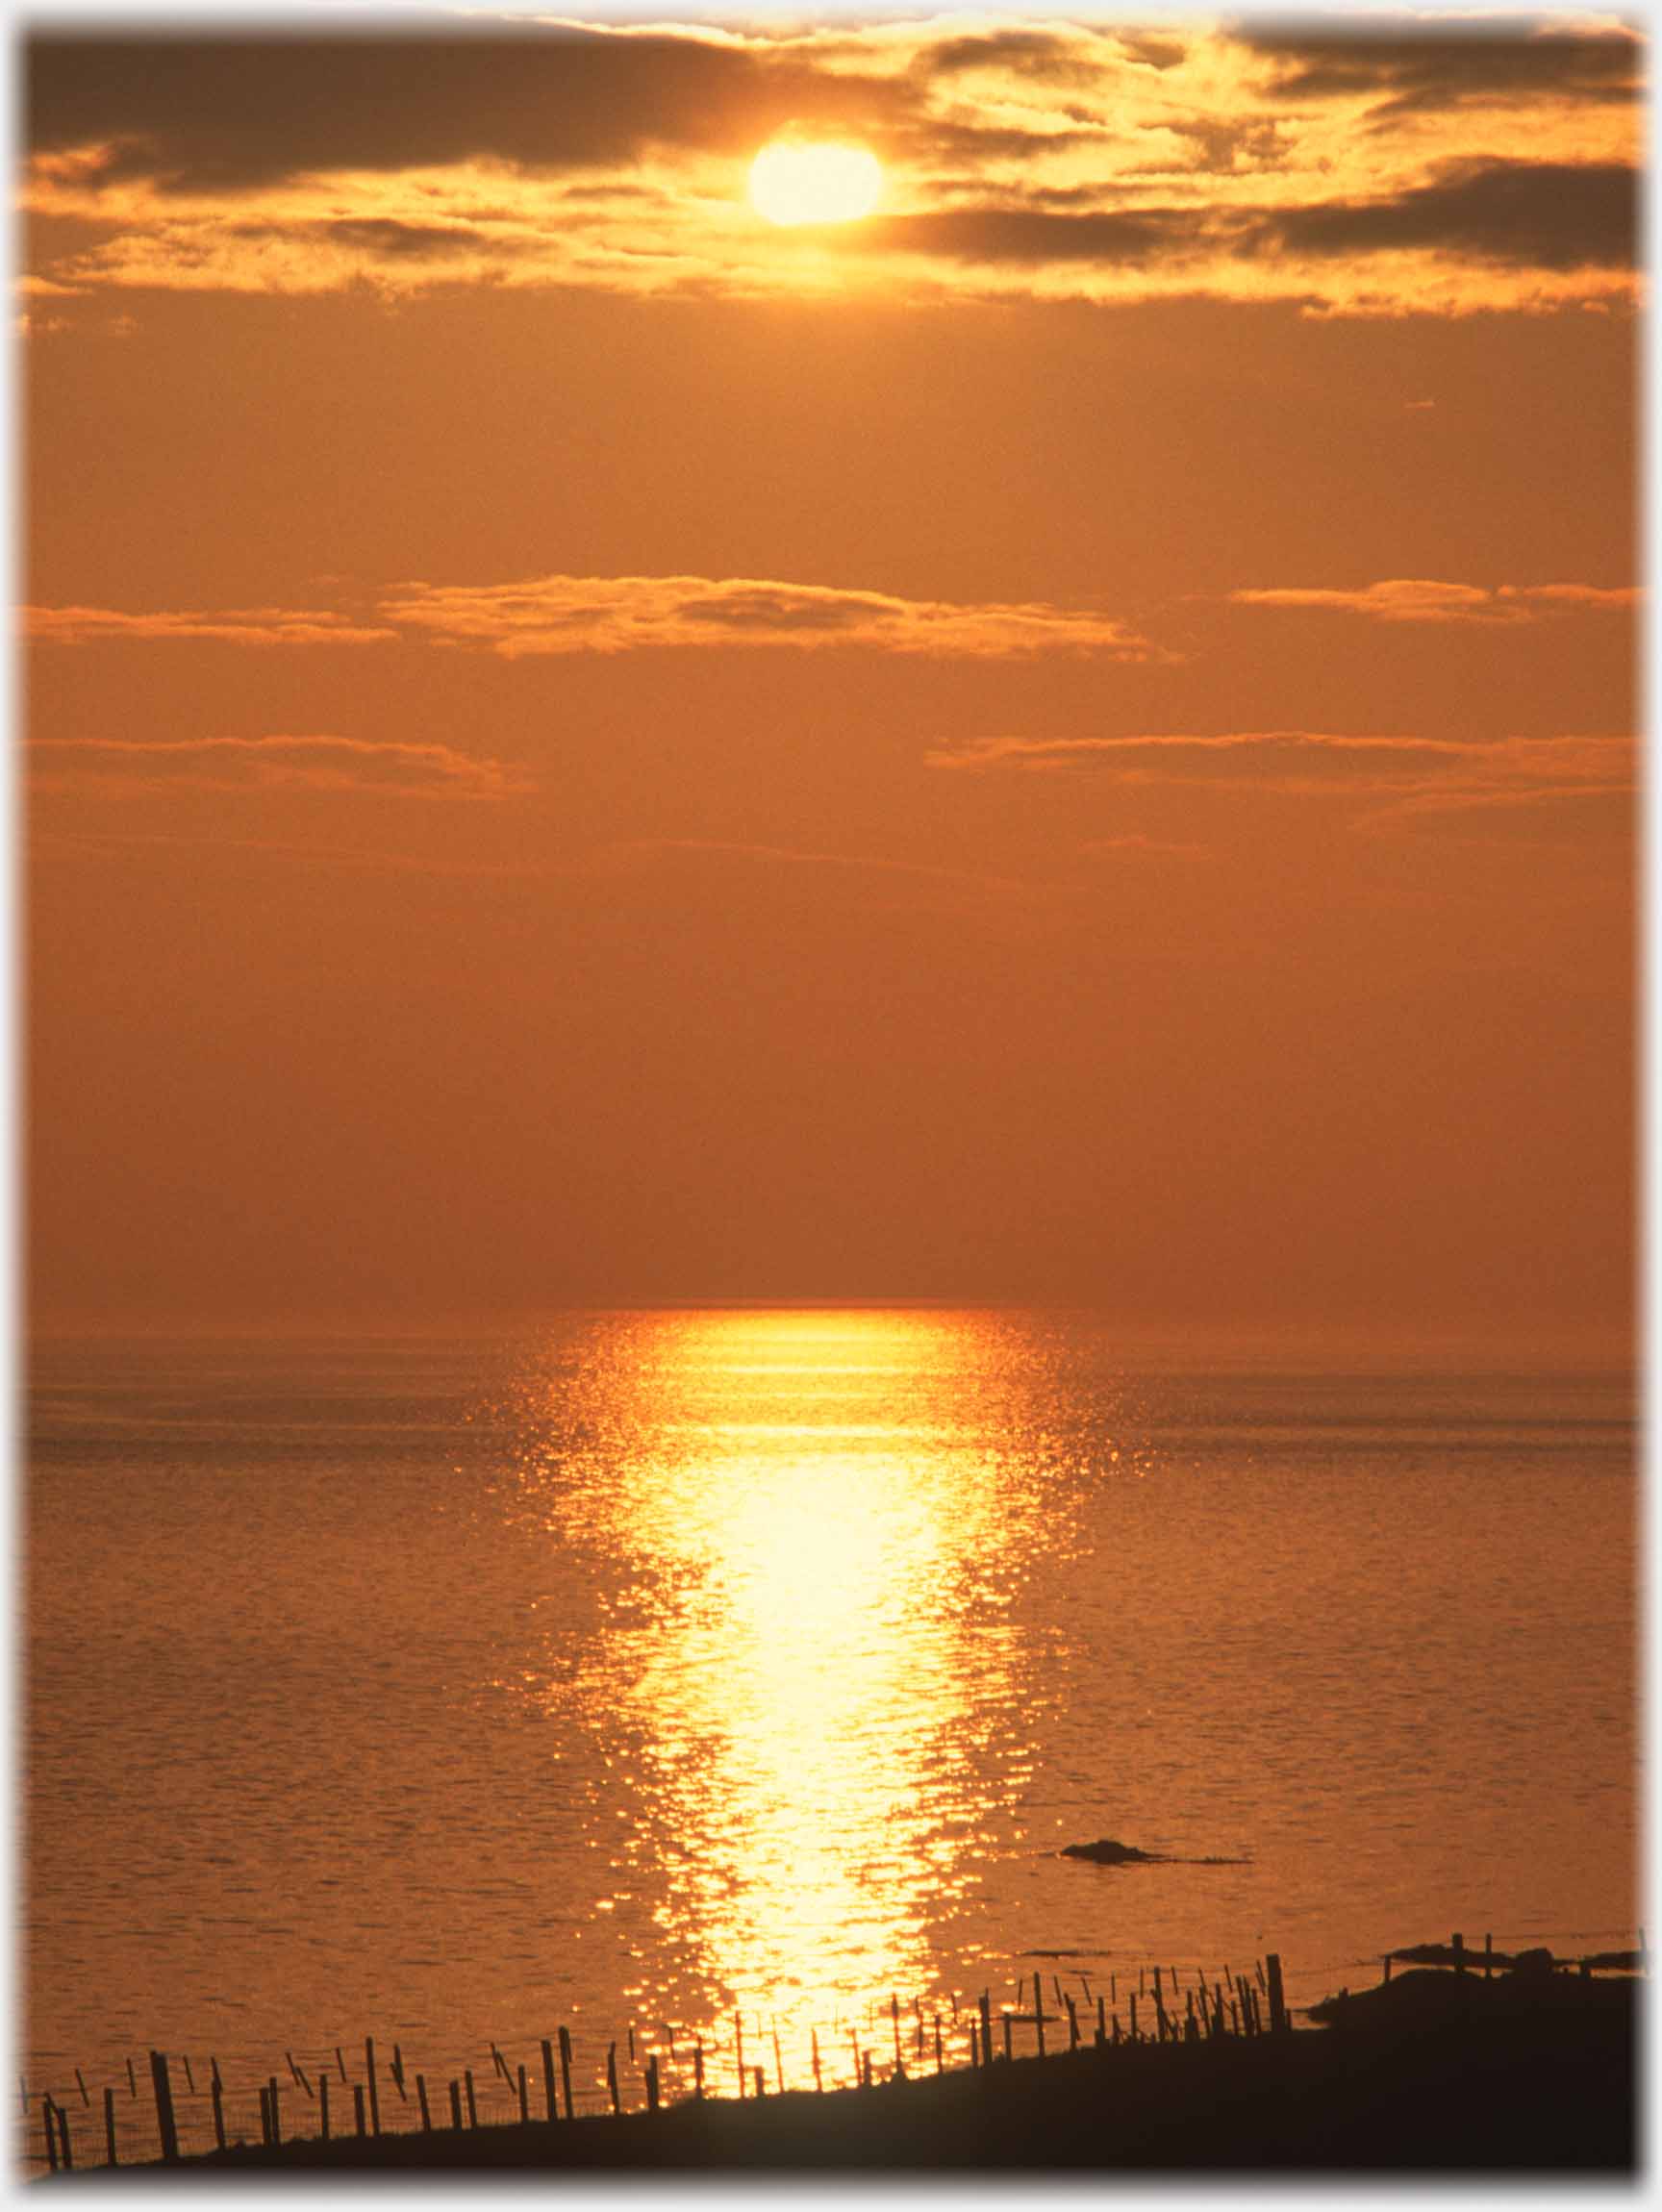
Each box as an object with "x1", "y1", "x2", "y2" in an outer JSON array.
[{"x1": 20, "y1": 1932, "x2": 1643, "y2": 2174}]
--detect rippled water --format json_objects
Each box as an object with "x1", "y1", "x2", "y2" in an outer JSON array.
[{"x1": 25, "y1": 1311, "x2": 1637, "y2": 2135}]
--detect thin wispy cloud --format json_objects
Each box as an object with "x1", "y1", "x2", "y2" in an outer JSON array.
[
  {"x1": 28, "y1": 735, "x2": 528, "y2": 798},
  {"x1": 26, "y1": 605, "x2": 395, "y2": 645},
  {"x1": 1229, "y1": 580, "x2": 1639, "y2": 623},
  {"x1": 380, "y1": 574, "x2": 1154, "y2": 659},
  {"x1": 28, "y1": 575, "x2": 1154, "y2": 661},
  {"x1": 927, "y1": 730, "x2": 1633, "y2": 818}
]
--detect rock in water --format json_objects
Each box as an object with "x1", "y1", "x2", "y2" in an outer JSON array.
[{"x1": 1059, "y1": 1838, "x2": 1159, "y2": 1865}]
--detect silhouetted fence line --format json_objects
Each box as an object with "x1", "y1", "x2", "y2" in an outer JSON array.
[{"x1": 18, "y1": 1931, "x2": 1646, "y2": 2174}]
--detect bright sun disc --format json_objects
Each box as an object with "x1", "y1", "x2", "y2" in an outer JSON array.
[{"x1": 749, "y1": 141, "x2": 884, "y2": 228}]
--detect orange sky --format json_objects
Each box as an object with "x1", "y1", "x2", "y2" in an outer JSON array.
[{"x1": 23, "y1": 13, "x2": 1640, "y2": 1349}]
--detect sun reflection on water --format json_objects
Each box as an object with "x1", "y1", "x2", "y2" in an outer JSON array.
[{"x1": 505, "y1": 1310, "x2": 1063, "y2": 2077}]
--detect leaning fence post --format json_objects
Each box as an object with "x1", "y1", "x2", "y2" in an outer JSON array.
[
  {"x1": 211, "y1": 2069, "x2": 226, "y2": 2150},
  {"x1": 558, "y1": 2028, "x2": 575, "y2": 2121},
  {"x1": 41, "y1": 2096, "x2": 59, "y2": 2174},
  {"x1": 416, "y1": 2075, "x2": 432, "y2": 2132},
  {"x1": 606, "y1": 2042, "x2": 620, "y2": 2114},
  {"x1": 365, "y1": 2037, "x2": 380, "y2": 2135},
  {"x1": 149, "y1": 2051, "x2": 180, "y2": 2163}
]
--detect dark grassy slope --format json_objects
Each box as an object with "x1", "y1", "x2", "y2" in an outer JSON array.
[{"x1": 50, "y1": 1971, "x2": 1637, "y2": 2177}]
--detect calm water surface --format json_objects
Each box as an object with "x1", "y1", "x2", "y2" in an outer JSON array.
[{"x1": 25, "y1": 1311, "x2": 1637, "y2": 2130}]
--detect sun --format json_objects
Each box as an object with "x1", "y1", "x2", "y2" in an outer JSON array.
[{"x1": 748, "y1": 140, "x2": 884, "y2": 228}]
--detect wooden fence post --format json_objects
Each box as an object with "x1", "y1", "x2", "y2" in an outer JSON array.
[
  {"x1": 1452, "y1": 1932, "x2": 1466, "y2": 1975},
  {"x1": 416, "y1": 2075, "x2": 432, "y2": 2132},
  {"x1": 979, "y1": 1992, "x2": 993, "y2": 2072},
  {"x1": 104, "y1": 2084, "x2": 117, "y2": 2166},
  {"x1": 558, "y1": 2028, "x2": 574, "y2": 2122},
  {"x1": 318, "y1": 2073, "x2": 329, "y2": 2142},
  {"x1": 464, "y1": 2069, "x2": 477, "y2": 2129},
  {"x1": 353, "y1": 2083, "x2": 366, "y2": 2138},
  {"x1": 149, "y1": 2051, "x2": 180, "y2": 2163},
  {"x1": 541, "y1": 2039, "x2": 558, "y2": 2121},
  {"x1": 606, "y1": 2042, "x2": 620, "y2": 2114},
  {"x1": 1266, "y1": 1953, "x2": 1289, "y2": 2034},
  {"x1": 645, "y1": 2055, "x2": 660, "y2": 2113},
  {"x1": 517, "y1": 2063, "x2": 529, "y2": 2124},
  {"x1": 365, "y1": 2037, "x2": 380, "y2": 2135},
  {"x1": 212, "y1": 2073, "x2": 226, "y2": 2150},
  {"x1": 448, "y1": 2080, "x2": 462, "y2": 2131},
  {"x1": 1034, "y1": 1973, "x2": 1046, "y2": 2057}
]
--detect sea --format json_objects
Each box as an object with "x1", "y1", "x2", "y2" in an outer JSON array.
[{"x1": 22, "y1": 1310, "x2": 1638, "y2": 2157}]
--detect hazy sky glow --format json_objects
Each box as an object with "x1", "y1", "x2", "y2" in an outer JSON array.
[{"x1": 24, "y1": 12, "x2": 1638, "y2": 1349}]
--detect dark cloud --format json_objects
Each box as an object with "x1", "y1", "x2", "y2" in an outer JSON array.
[
  {"x1": 26, "y1": 30, "x2": 913, "y2": 191},
  {"x1": 1119, "y1": 35, "x2": 1189, "y2": 73},
  {"x1": 1240, "y1": 25, "x2": 1642, "y2": 116},
  {"x1": 675, "y1": 586, "x2": 896, "y2": 633},
  {"x1": 904, "y1": 118, "x2": 1106, "y2": 166},
  {"x1": 1158, "y1": 116, "x2": 1293, "y2": 175},
  {"x1": 920, "y1": 31, "x2": 1105, "y2": 88},
  {"x1": 879, "y1": 159, "x2": 1635, "y2": 275},
  {"x1": 224, "y1": 216, "x2": 514, "y2": 261},
  {"x1": 1263, "y1": 160, "x2": 1637, "y2": 271},
  {"x1": 869, "y1": 204, "x2": 1196, "y2": 266}
]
